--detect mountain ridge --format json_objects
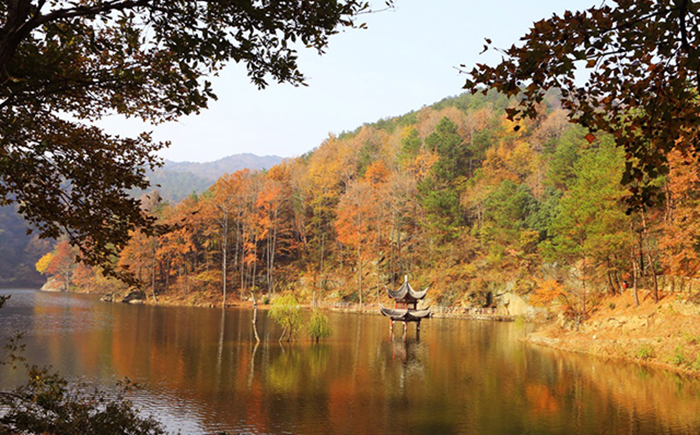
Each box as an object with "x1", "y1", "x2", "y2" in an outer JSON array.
[
  {"x1": 161, "y1": 153, "x2": 285, "y2": 181},
  {"x1": 141, "y1": 153, "x2": 285, "y2": 203}
]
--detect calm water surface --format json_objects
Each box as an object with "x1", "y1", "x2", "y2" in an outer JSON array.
[{"x1": 2, "y1": 289, "x2": 700, "y2": 434}]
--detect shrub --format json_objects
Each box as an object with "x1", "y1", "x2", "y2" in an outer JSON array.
[
  {"x1": 269, "y1": 294, "x2": 303, "y2": 342},
  {"x1": 307, "y1": 310, "x2": 332, "y2": 343},
  {"x1": 670, "y1": 345, "x2": 687, "y2": 366},
  {"x1": 0, "y1": 367, "x2": 165, "y2": 434},
  {"x1": 1, "y1": 296, "x2": 164, "y2": 434},
  {"x1": 636, "y1": 344, "x2": 655, "y2": 360}
]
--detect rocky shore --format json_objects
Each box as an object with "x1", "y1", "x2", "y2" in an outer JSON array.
[{"x1": 526, "y1": 291, "x2": 700, "y2": 376}]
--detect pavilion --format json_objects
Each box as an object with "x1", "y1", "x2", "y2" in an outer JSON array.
[{"x1": 380, "y1": 276, "x2": 431, "y2": 338}]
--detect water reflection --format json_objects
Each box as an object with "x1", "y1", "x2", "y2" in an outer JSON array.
[{"x1": 2, "y1": 289, "x2": 700, "y2": 434}]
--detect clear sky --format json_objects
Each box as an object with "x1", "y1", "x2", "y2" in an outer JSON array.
[{"x1": 97, "y1": 0, "x2": 597, "y2": 163}]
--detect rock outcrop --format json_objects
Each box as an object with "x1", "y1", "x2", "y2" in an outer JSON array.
[
  {"x1": 41, "y1": 277, "x2": 65, "y2": 292},
  {"x1": 121, "y1": 290, "x2": 146, "y2": 304}
]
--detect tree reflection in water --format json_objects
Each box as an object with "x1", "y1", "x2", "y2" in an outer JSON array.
[{"x1": 3, "y1": 290, "x2": 700, "y2": 434}]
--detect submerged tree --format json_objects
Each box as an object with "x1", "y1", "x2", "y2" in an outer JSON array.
[
  {"x1": 307, "y1": 310, "x2": 332, "y2": 343},
  {"x1": 269, "y1": 293, "x2": 303, "y2": 342},
  {"x1": 0, "y1": 0, "x2": 378, "y2": 274}
]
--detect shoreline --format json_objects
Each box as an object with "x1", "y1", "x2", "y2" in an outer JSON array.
[
  {"x1": 525, "y1": 331, "x2": 700, "y2": 378},
  {"x1": 524, "y1": 291, "x2": 700, "y2": 378},
  {"x1": 36, "y1": 287, "x2": 700, "y2": 377},
  {"x1": 127, "y1": 292, "x2": 519, "y2": 322}
]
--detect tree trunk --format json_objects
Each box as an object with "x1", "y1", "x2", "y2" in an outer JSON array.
[
  {"x1": 317, "y1": 231, "x2": 325, "y2": 305},
  {"x1": 278, "y1": 325, "x2": 288, "y2": 343},
  {"x1": 240, "y1": 223, "x2": 246, "y2": 298},
  {"x1": 222, "y1": 215, "x2": 228, "y2": 308},
  {"x1": 269, "y1": 206, "x2": 278, "y2": 294},
  {"x1": 647, "y1": 252, "x2": 659, "y2": 303},
  {"x1": 235, "y1": 212, "x2": 242, "y2": 294},
  {"x1": 606, "y1": 263, "x2": 616, "y2": 296},
  {"x1": 579, "y1": 250, "x2": 587, "y2": 322},
  {"x1": 251, "y1": 290, "x2": 260, "y2": 343},
  {"x1": 632, "y1": 258, "x2": 640, "y2": 307},
  {"x1": 151, "y1": 239, "x2": 159, "y2": 303},
  {"x1": 358, "y1": 245, "x2": 363, "y2": 310},
  {"x1": 251, "y1": 236, "x2": 258, "y2": 293}
]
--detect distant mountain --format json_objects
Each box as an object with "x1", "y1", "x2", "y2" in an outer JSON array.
[
  {"x1": 0, "y1": 205, "x2": 52, "y2": 288},
  {"x1": 162, "y1": 153, "x2": 285, "y2": 181},
  {"x1": 141, "y1": 153, "x2": 285, "y2": 203},
  {"x1": 142, "y1": 171, "x2": 213, "y2": 203}
]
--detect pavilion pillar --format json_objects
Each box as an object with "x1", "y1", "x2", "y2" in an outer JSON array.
[{"x1": 416, "y1": 320, "x2": 421, "y2": 341}]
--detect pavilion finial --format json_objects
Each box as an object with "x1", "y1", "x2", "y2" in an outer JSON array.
[{"x1": 404, "y1": 275, "x2": 408, "y2": 282}]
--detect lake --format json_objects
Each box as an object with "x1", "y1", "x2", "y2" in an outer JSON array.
[{"x1": 1, "y1": 289, "x2": 700, "y2": 434}]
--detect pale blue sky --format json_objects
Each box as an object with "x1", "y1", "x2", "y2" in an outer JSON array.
[{"x1": 98, "y1": 0, "x2": 597, "y2": 163}]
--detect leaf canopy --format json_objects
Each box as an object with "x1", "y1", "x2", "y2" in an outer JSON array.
[
  {"x1": 0, "y1": 0, "x2": 373, "y2": 274},
  {"x1": 465, "y1": 0, "x2": 700, "y2": 206}
]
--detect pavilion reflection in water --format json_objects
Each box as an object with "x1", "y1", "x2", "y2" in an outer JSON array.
[{"x1": 380, "y1": 276, "x2": 431, "y2": 339}]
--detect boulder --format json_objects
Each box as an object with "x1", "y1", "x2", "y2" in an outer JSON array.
[
  {"x1": 496, "y1": 292, "x2": 539, "y2": 317},
  {"x1": 121, "y1": 290, "x2": 146, "y2": 304},
  {"x1": 100, "y1": 293, "x2": 115, "y2": 302},
  {"x1": 41, "y1": 277, "x2": 65, "y2": 292}
]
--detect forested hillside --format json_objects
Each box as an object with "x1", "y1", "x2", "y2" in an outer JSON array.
[
  {"x1": 1, "y1": 153, "x2": 284, "y2": 287},
  {"x1": 134, "y1": 154, "x2": 286, "y2": 203},
  {"x1": 0, "y1": 206, "x2": 52, "y2": 287},
  {"x1": 41, "y1": 91, "x2": 691, "y2": 315}
]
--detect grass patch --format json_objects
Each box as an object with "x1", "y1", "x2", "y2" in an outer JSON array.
[
  {"x1": 681, "y1": 331, "x2": 700, "y2": 345},
  {"x1": 669, "y1": 345, "x2": 687, "y2": 366},
  {"x1": 636, "y1": 344, "x2": 655, "y2": 360}
]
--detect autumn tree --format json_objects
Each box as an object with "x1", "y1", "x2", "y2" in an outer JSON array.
[
  {"x1": 208, "y1": 172, "x2": 244, "y2": 306},
  {"x1": 302, "y1": 136, "x2": 349, "y2": 298},
  {"x1": 256, "y1": 164, "x2": 296, "y2": 295},
  {"x1": 0, "y1": 0, "x2": 378, "y2": 273},
  {"x1": 156, "y1": 201, "x2": 198, "y2": 297},
  {"x1": 546, "y1": 140, "x2": 632, "y2": 316},
  {"x1": 118, "y1": 230, "x2": 160, "y2": 297},
  {"x1": 40, "y1": 239, "x2": 76, "y2": 291},
  {"x1": 386, "y1": 158, "x2": 424, "y2": 284},
  {"x1": 659, "y1": 149, "x2": 700, "y2": 280},
  {"x1": 465, "y1": 0, "x2": 700, "y2": 205},
  {"x1": 335, "y1": 180, "x2": 375, "y2": 308},
  {"x1": 269, "y1": 293, "x2": 303, "y2": 342}
]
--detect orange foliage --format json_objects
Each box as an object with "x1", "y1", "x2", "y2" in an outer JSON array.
[
  {"x1": 363, "y1": 160, "x2": 390, "y2": 187},
  {"x1": 48, "y1": 92, "x2": 700, "y2": 313},
  {"x1": 659, "y1": 149, "x2": 700, "y2": 277},
  {"x1": 529, "y1": 279, "x2": 566, "y2": 307}
]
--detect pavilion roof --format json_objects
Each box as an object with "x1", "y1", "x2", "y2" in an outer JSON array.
[
  {"x1": 386, "y1": 277, "x2": 428, "y2": 301},
  {"x1": 380, "y1": 306, "x2": 431, "y2": 321}
]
